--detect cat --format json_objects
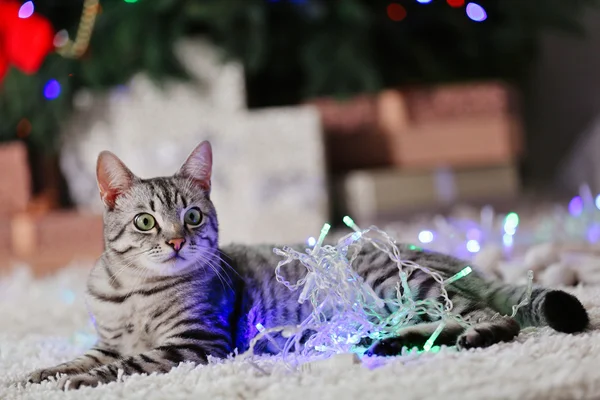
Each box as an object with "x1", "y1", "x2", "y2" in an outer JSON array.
[{"x1": 25, "y1": 141, "x2": 589, "y2": 390}]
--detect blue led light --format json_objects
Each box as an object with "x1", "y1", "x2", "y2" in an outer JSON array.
[
  {"x1": 466, "y1": 3, "x2": 487, "y2": 22},
  {"x1": 18, "y1": 1, "x2": 34, "y2": 18},
  {"x1": 569, "y1": 196, "x2": 584, "y2": 216},
  {"x1": 44, "y1": 80, "x2": 61, "y2": 100}
]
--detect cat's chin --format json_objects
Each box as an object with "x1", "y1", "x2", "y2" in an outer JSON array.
[{"x1": 139, "y1": 258, "x2": 196, "y2": 276}]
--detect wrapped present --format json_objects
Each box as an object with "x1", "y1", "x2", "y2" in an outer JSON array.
[
  {"x1": 313, "y1": 82, "x2": 514, "y2": 136},
  {"x1": 308, "y1": 95, "x2": 377, "y2": 135},
  {"x1": 386, "y1": 114, "x2": 523, "y2": 168},
  {"x1": 339, "y1": 164, "x2": 520, "y2": 225},
  {"x1": 402, "y1": 82, "x2": 516, "y2": 124},
  {"x1": 60, "y1": 40, "x2": 328, "y2": 245},
  {"x1": 0, "y1": 141, "x2": 31, "y2": 216},
  {"x1": 9, "y1": 211, "x2": 104, "y2": 274},
  {"x1": 0, "y1": 221, "x2": 11, "y2": 257},
  {"x1": 326, "y1": 83, "x2": 523, "y2": 172},
  {"x1": 328, "y1": 114, "x2": 523, "y2": 172}
]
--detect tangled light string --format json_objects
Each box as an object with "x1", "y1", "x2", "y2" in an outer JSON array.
[
  {"x1": 242, "y1": 217, "x2": 534, "y2": 370},
  {"x1": 395, "y1": 184, "x2": 600, "y2": 264}
]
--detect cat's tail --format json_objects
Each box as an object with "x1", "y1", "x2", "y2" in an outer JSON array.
[{"x1": 484, "y1": 281, "x2": 589, "y2": 333}]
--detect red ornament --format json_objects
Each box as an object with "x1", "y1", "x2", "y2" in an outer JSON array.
[
  {"x1": 446, "y1": 0, "x2": 465, "y2": 8},
  {"x1": 0, "y1": 0, "x2": 55, "y2": 83},
  {"x1": 387, "y1": 3, "x2": 407, "y2": 22}
]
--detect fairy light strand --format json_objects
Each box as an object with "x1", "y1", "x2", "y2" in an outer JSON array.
[
  {"x1": 246, "y1": 219, "x2": 473, "y2": 368},
  {"x1": 511, "y1": 270, "x2": 534, "y2": 318},
  {"x1": 241, "y1": 216, "x2": 536, "y2": 371},
  {"x1": 423, "y1": 321, "x2": 446, "y2": 352}
]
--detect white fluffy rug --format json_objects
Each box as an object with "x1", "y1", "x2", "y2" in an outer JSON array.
[{"x1": 2, "y1": 264, "x2": 600, "y2": 400}]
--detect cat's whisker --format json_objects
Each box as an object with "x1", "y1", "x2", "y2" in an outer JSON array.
[
  {"x1": 193, "y1": 246, "x2": 242, "y2": 280},
  {"x1": 194, "y1": 253, "x2": 232, "y2": 292},
  {"x1": 108, "y1": 249, "x2": 155, "y2": 286},
  {"x1": 214, "y1": 253, "x2": 242, "y2": 279}
]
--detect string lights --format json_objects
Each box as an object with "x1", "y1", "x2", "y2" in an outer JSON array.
[
  {"x1": 241, "y1": 216, "x2": 534, "y2": 372},
  {"x1": 466, "y1": 3, "x2": 487, "y2": 22},
  {"x1": 387, "y1": 1, "x2": 487, "y2": 23},
  {"x1": 43, "y1": 79, "x2": 61, "y2": 100},
  {"x1": 387, "y1": 3, "x2": 407, "y2": 22},
  {"x1": 18, "y1": 1, "x2": 34, "y2": 18}
]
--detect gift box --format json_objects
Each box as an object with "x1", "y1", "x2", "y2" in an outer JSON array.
[
  {"x1": 0, "y1": 221, "x2": 11, "y2": 258},
  {"x1": 8, "y1": 211, "x2": 104, "y2": 275},
  {"x1": 339, "y1": 164, "x2": 520, "y2": 224},
  {"x1": 401, "y1": 82, "x2": 516, "y2": 124},
  {"x1": 0, "y1": 141, "x2": 31, "y2": 216},
  {"x1": 62, "y1": 92, "x2": 328, "y2": 246},
  {"x1": 323, "y1": 82, "x2": 523, "y2": 173},
  {"x1": 384, "y1": 114, "x2": 523, "y2": 169},
  {"x1": 308, "y1": 95, "x2": 377, "y2": 135}
]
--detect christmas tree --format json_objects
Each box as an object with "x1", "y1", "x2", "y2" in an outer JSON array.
[{"x1": 0, "y1": 0, "x2": 597, "y2": 151}]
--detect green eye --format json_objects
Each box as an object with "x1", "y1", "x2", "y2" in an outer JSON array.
[
  {"x1": 184, "y1": 207, "x2": 203, "y2": 226},
  {"x1": 134, "y1": 213, "x2": 156, "y2": 231}
]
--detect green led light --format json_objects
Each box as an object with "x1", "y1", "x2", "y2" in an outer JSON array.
[
  {"x1": 423, "y1": 322, "x2": 446, "y2": 352},
  {"x1": 429, "y1": 345, "x2": 441, "y2": 353},
  {"x1": 444, "y1": 266, "x2": 473, "y2": 285},
  {"x1": 504, "y1": 212, "x2": 519, "y2": 228},
  {"x1": 408, "y1": 245, "x2": 423, "y2": 251},
  {"x1": 343, "y1": 215, "x2": 362, "y2": 232},
  {"x1": 343, "y1": 216, "x2": 354, "y2": 227},
  {"x1": 124, "y1": 0, "x2": 138, "y2": 3},
  {"x1": 315, "y1": 223, "x2": 331, "y2": 247},
  {"x1": 417, "y1": 345, "x2": 442, "y2": 354}
]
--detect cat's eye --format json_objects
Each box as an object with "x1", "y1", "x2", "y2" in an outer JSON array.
[
  {"x1": 134, "y1": 213, "x2": 156, "y2": 231},
  {"x1": 184, "y1": 207, "x2": 203, "y2": 227}
]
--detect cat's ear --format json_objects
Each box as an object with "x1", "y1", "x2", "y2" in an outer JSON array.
[
  {"x1": 177, "y1": 141, "x2": 212, "y2": 192},
  {"x1": 96, "y1": 151, "x2": 135, "y2": 209}
]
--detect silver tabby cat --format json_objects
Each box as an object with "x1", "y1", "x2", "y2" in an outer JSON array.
[{"x1": 26, "y1": 141, "x2": 589, "y2": 390}]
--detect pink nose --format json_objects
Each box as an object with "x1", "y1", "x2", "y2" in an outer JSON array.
[{"x1": 167, "y1": 238, "x2": 186, "y2": 251}]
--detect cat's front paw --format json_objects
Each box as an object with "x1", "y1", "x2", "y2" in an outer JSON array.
[
  {"x1": 456, "y1": 319, "x2": 520, "y2": 350},
  {"x1": 58, "y1": 374, "x2": 102, "y2": 391},
  {"x1": 365, "y1": 331, "x2": 429, "y2": 357},
  {"x1": 26, "y1": 368, "x2": 63, "y2": 384},
  {"x1": 365, "y1": 337, "x2": 408, "y2": 357},
  {"x1": 456, "y1": 327, "x2": 494, "y2": 350}
]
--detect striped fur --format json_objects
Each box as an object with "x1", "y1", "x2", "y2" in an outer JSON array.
[{"x1": 25, "y1": 141, "x2": 590, "y2": 390}]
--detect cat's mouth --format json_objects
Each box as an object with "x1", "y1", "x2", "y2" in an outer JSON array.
[{"x1": 165, "y1": 253, "x2": 186, "y2": 262}]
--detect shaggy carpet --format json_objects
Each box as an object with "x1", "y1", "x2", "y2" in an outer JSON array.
[{"x1": 2, "y1": 264, "x2": 600, "y2": 400}]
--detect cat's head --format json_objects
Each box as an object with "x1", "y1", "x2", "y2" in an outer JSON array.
[{"x1": 96, "y1": 141, "x2": 218, "y2": 275}]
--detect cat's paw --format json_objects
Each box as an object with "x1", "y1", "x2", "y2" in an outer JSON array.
[
  {"x1": 58, "y1": 374, "x2": 101, "y2": 391},
  {"x1": 365, "y1": 337, "x2": 408, "y2": 357},
  {"x1": 456, "y1": 327, "x2": 493, "y2": 350},
  {"x1": 365, "y1": 331, "x2": 429, "y2": 357},
  {"x1": 456, "y1": 326, "x2": 503, "y2": 350},
  {"x1": 26, "y1": 368, "x2": 62, "y2": 384},
  {"x1": 456, "y1": 319, "x2": 520, "y2": 350}
]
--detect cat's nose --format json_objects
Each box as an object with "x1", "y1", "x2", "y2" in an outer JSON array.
[{"x1": 166, "y1": 238, "x2": 186, "y2": 252}]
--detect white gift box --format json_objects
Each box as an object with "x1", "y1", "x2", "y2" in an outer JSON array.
[{"x1": 60, "y1": 40, "x2": 328, "y2": 245}]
